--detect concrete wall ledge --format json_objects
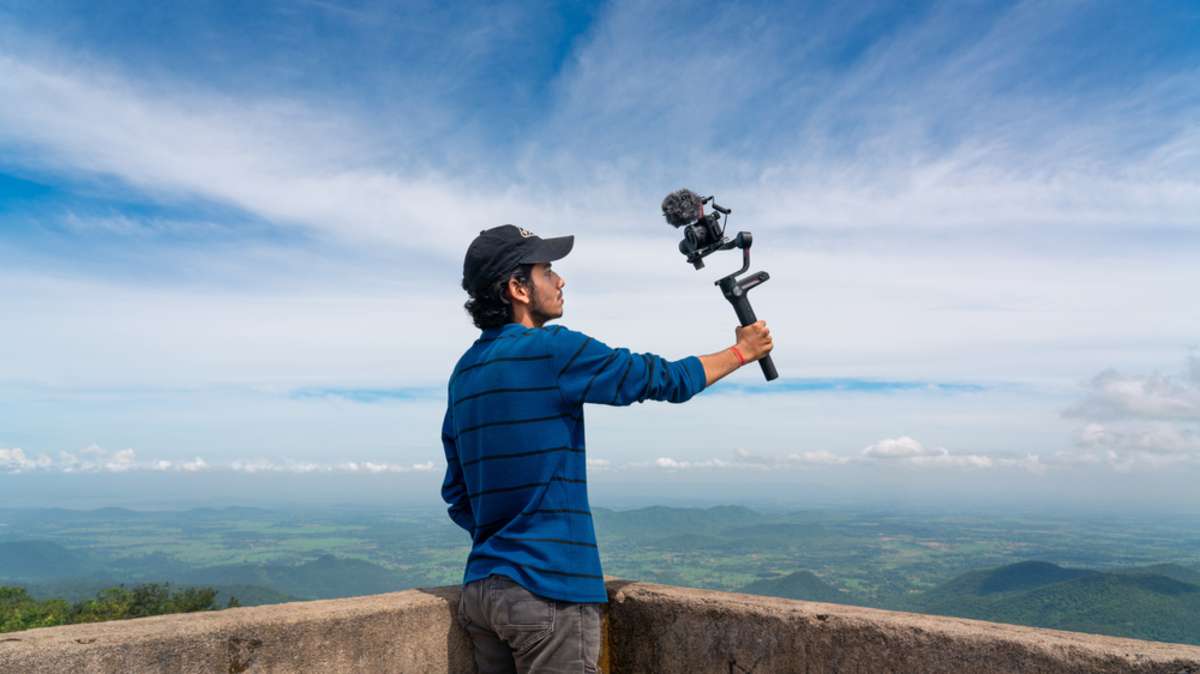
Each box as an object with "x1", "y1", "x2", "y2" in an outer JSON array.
[
  {"x1": 0, "y1": 586, "x2": 473, "y2": 674},
  {"x1": 2, "y1": 580, "x2": 1199, "y2": 673},
  {"x1": 605, "y1": 581, "x2": 1200, "y2": 674}
]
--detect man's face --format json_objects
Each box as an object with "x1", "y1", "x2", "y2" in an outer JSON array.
[{"x1": 525, "y1": 262, "x2": 565, "y2": 325}]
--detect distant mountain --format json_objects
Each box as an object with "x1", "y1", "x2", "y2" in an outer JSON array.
[
  {"x1": 915, "y1": 561, "x2": 1200, "y2": 646},
  {"x1": 921, "y1": 560, "x2": 1097, "y2": 605},
  {"x1": 182, "y1": 554, "x2": 419, "y2": 600},
  {"x1": 1111, "y1": 563, "x2": 1200, "y2": 586},
  {"x1": 737, "y1": 571, "x2": 849, "y2": 604},
  {"x1": 211, "y1": 584, "x2": 298, "y2": 607},
  {"x1": 0, "y1": 541, "x2": 98, "y2": 581}
]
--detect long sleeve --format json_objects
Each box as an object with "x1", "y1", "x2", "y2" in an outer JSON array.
[
  {"x1": 551, "y1": 326, "x2": 707, "y2": 407},
  {"x1": 439, "y1": 405, "x2": 474, "y2": 534}
]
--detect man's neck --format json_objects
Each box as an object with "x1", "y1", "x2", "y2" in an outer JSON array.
[{"x1": 513, "y1": 316, "x2": 541, "y2": 329}]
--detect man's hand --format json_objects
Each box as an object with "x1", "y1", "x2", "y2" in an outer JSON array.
[
  {"x1": 735, "y1": 320, "x2": 773, "y2": 362},
  {"x1": 699, "y1": 320, "x2": 776, "y2": 386}
]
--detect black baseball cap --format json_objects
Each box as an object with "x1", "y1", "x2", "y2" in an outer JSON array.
[{"x1": 462, "y1": 224, "x2": 574, "y2": 295}]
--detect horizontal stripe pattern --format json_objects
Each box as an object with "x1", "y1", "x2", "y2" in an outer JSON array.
[
  {"x1": 441, "y1": 322, "x2": 707, "y2": 603},
  {"x1": 455, "y1": 412, "x2": 578, "y2": 439},
  {"x1": 467, "y1": 552, "x2": 604, "y2": 580},
  {"x1": 454, "y1": 385, "x2": 558, "y2": 406},
  {"x1": 468, "y1": 476, "x2": 586, "y2": 499},
  {"x1": 460, "y1": 446, "x2": 583, "y2": 468}
]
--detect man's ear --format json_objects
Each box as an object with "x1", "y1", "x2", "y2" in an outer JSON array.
[{"x1": 507, "y1": 276, "x2": 531, "y2": 306}]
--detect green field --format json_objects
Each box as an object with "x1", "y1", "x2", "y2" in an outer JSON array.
[{"x1": 2, "y1": 504, "x2": 1199, "y2": 643}]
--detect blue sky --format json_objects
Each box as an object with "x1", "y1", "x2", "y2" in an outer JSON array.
[{"x1": 1, "y1": 1, "x2": 1199, "y2": 508}]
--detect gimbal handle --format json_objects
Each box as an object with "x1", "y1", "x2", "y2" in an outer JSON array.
[{"x1": 718, "y1": 271, "x2": 779, "y2": 382}]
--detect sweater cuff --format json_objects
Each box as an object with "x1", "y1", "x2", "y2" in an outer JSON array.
[{"x1": 683, "y1": 355, "x2": 707, "y2": 394}]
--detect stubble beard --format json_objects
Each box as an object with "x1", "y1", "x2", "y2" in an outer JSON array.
[
  {"x1": 527, "y1": 277, "x2": 562, "y2": 326},
  {"x1": 529, "y1": 293, "x2": 560, "y2": 326}
]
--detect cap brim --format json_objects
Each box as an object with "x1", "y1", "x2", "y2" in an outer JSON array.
[{"x1": 519, "y1": 235, "x2": 574, "y2": 263}]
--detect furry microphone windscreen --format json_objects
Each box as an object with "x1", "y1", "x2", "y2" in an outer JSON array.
[{"x1": 661, "y1": 188, "x2": 705, "y2": 227}]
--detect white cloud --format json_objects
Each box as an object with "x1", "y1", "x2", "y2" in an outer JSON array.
[
  {"x1": 0, "y1": 448, "x2": 52, "y2": 473},
  {"x1": 858, "y1": 436, "x2": 1044, "y2": 472},
  {"x1": 104, "y1": 448, "x2": 137, "y2": 472},
  {"x1": 1069, "y1": 421, "x2": 1200, "y2": 472},
  {"x1": 786, "y1": 450, "x2": 854, "y2": 466},
  {"x1": 862, "y1": 436, "x2": 941, "y2": 459},
  {"x1": 1061, "y1": 356, "x2": 1200, "y2": 471},
  {"x1": 651, "y1": 457, "x2": 734, "y2": 471},
  {"x1": 0, "y1": 52, "x2": 592, "y2": 261},
  {"x1": 622, "y1": 444, "x2": 1041, "y2": 473},
  {"x1": 228, "y1": 458, "x2": 433, "y2": 474},
  {"x1": 0, "y1": 444, "x2": 432, "y2": 475},
  {"x1": 735, "y1": 446, "x2": 854, "y2": 466},
  {"x1": 180, "y1": 457, "x2": 209, "y2": 472},
  {"x1": 1065, "y1": 355, "x2": 1200, "y2": 422}
]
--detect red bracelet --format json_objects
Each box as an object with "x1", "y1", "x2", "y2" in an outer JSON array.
[{"x1": 730, "y1": 346, "x2": 746, "y2": 366}]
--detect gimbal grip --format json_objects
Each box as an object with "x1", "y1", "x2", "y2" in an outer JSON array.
[{"x1": 729, "y1": 294, "x2": 779, "y2": 382}]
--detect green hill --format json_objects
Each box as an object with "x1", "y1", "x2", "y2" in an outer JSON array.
[
  {"x1": 916, "y1": 561, "x2": 1200, "y2": 645},
  {"x1": 1111, "y1": 563, "x2": 1200, "y2": 586},
  {"x1": 0, "y1": 541, "x2": 97, "y2": 581},
  {"x1": 737, "y1": 571, "x2": 849, "y2": 604},
  {"x1": 920, "y1": 560, "x2": 1096, "y2": 607},
  {"x1": 182, "y1": 554, "x2": 418, "y2": 600}
]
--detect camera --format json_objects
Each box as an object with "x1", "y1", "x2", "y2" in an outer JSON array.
[
  {"x1": 660, "y1": 188, "x2": 778, "y2": 381},
  {"x1": 661, "y1": 189, "x2": 733, "y2": 269}
]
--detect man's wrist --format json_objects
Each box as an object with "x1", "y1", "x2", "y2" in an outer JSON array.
[{"x1": 730, "y1": 345, "x2": 747, "y2": 367}]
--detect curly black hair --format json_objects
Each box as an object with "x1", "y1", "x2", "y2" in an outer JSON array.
[{"x1": 462, "y1": 263, "x2": 534, "y2": 330}]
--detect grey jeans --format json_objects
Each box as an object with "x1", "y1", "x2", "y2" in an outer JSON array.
[{"x1": 457, "y1": 575, "x2": 601, "y2": 674}]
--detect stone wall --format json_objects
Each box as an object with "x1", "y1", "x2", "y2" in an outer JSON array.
[
  {"x1": 605, "y1": 581, "x2": 1200, "y2": 674},
  {"x1": 0, "y1": 586, "x2": 473, "y2": 674},
  {"x1": 3, "y1": 580, "x2": 1199, "y2": 673}
]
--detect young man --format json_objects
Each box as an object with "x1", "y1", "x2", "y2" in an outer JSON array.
[{"x1": 442, "y1": 224, "x2": 773, "y2": 673}]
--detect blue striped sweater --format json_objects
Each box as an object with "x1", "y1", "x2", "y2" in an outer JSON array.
[{"x1": 440, "y1": 322, "x2": 707, "y2": 603}]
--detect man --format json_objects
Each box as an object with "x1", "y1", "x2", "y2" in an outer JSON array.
[{"x1": 442, "y1": 224, "x2": 773, "y2": 673}]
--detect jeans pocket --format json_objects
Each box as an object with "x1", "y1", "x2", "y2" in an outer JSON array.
[{"x1": 499, "y1": 597, "x2": 555, "y2": 654}]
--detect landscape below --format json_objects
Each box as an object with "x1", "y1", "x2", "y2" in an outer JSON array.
[{"x1": 2, "y1": 504, "x2": 1198, "y2": 645}]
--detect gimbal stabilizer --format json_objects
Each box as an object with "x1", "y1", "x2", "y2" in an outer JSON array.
[{"x1": 661, "y1": 189, "x2": 778, "y2": 382}]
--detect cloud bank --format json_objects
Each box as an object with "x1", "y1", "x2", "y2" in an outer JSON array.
[
  {"x1": 0, "y1": 444, "x2": 434, "y2": 475},
  {"x1": 1063, "y1": 356, "x2": 1200, "y2": 471}
]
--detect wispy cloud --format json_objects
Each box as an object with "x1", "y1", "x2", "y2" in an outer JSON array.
[
  {"x1": 1061, "y1": 355, "x2": 1200, "y2": 471},
  {"x1": 628, "y1": 442, "x2": 1043, "y2": 474},
  {"x1": 290, "y1": 386, "x2": 442, "y2": 403},
  {"x1": 862, "y1": 436, "x2": 942, "y2": 460},
  {"x1": 860, "y1": 436, "x2": 1045, "y2": 473},
  {"x1": 718, "y1": 378, "x2": 988, "y2": 396},
  {"x1": 0, "y1": 444, "x2": 434, "y2": 475},
  {"x1": 1064, "y1": 355, "x2": 1200, "y2": 422},
  {"x1": 1, "y1": 1, "x2": 1198, "y2": 494},
  {"x1": 229, "y1": 458, "x2": 435, "y2": 474}
]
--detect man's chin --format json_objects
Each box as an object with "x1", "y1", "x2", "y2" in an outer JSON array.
[{"x1": 532, "y1": 308, "x2": 562, "y2": 326}]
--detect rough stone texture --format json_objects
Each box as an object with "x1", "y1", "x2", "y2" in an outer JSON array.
[
  {"x1": 3, "y1": 580, "x2": 1200, "y2": 673},
  {"x1": 0, "y1": 586, "x2": 474, "y2": 674},
  {"x1": 604, "y1": 581, "x2": 1200, "y2": 674}
]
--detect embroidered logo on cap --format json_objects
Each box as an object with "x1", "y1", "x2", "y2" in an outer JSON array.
[{"x1": 518, "y1": 227, "x2": 535, "y2": 238}]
